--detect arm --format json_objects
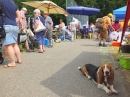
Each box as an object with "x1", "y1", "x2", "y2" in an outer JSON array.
[
  {"x1": 16, "y1": 10, "x2": 24, "y2": 30},
  {"x1": 116, "y1": 23, "x2": 121, "y2": 32},
  {"x1": 16, "y1": 10, "x2": 20, "y2": 23},
  {"x1": 49, "y1": 22, "x2": 53, "y2": 30},
  {"x1": 108, "y1": 18, "x2": 115, "y2": 31},
  {"x1": 34, "y1": 19, "x2": 39, "y2": 30}
]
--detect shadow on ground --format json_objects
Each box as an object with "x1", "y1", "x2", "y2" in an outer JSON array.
[{"x1": 41, "y1": 51, "x2": 129, "y2": 97}]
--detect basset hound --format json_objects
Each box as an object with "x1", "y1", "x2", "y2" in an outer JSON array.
[{"x1": 78, "y1": 62, "x2": 118, "y2": 95}]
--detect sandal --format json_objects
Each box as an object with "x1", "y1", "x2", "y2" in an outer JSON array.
[
  {"x1": 38, "y1": 51, "x2": 43, "y2": 53},
  {"x1": 3, "y1": 64, "x2": 16, "y2": 68},
  {"x1": 16, "y1": 61, "x2": 22, "y2": 64}
]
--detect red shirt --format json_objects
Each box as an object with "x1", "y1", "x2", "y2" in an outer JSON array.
[{"x1": 112, "y1": 22, "x2": 121, "y2": 31}]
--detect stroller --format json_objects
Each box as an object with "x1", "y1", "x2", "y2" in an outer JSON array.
[{"x1": 18, "y1": 28, "x2": 38, "y2": 52}]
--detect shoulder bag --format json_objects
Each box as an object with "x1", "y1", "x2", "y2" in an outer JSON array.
[
  {"x1": 35, "y1": 16, "x2": 46, "y2": 33},
  {"x1": 0, "y1": 0, "x2": 6, "y2": 39}
]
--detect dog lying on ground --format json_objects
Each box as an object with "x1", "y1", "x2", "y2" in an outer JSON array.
[{"x1": 78, "y1": 62, "x2": 118, "y2": 95}]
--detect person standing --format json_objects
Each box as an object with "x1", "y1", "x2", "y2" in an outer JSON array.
[
  {"x1": 34, "y1": 9, "x2": 46, "y2": 53},
  {"x1": 17, "y1": 7, "x2": 31, "y2": 52},
  {"x1": 43, "y1": 12, "x2": 53, "y2": 48},
  {"x1": 98, "y1": 13, "x2": 114, "y2": 47},
  {"x1": 0, "y1": 0, "x2": 22, "y2": 67},
  {"x1": 70, "y1": 19, "x2": 77, "y2": 41}
]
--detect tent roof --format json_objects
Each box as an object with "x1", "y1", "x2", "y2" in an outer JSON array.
[
  {"x1": 113, "y1": 6, "x2": 126, "y2": 14},
  {"x1": 113, "y1": 6, "x2": 126, "y2": 19},
  {"x1": 67, "y1": 6, "x2": 100, "y2": 16}
]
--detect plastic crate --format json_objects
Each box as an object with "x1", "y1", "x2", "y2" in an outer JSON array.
[
  {"x1": 44, "y1": 38, "x2": 50, "y2": 46},
  {"x1": 118, "y1": 53, "x2": 130, "y2": 69},
  {"x1": 112, "y1": 41, "x2": 121, "y2": 47}
]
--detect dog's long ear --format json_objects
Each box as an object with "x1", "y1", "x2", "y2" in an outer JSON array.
[
  {"x1": 97, "y1": 67, "x2": 104, "y2": 84},
  {"x1": 107, "y1": 66, "x2": 114, "y2": 85}
]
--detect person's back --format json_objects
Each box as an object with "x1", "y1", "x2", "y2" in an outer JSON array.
[
  {"x1": 45, "y1": 15, "x2": 52, "y2": 30},
  {"x1": 102, "y1": 16, "x2": 111, "y2": 30},
  {"x1": 0, "y1": 0, "x2": 18, "y2": 26},
  {"x1": 98, "y1": 13, "x2": 114, "y2": 47},
  {"x1": 70, "y1": 21, "x2": 76, "y2": 31}
]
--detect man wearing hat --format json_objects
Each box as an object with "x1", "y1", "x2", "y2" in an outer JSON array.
[
  {"x1": 98, "y1": 13, "x2": 115, "y2": 47},
  {"x1": 43, "y1": 12, "x2": 53, "y2": 48}
]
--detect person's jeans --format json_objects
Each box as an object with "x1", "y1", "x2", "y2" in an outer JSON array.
[
  {"x1": 65, "y1": 35, "x2": 72, "y2": 40},
  {"x1": 71, "y1": 30, "x2": 76, "y2": 41},
  {"x1": 62, "y1": 28, "x2": 66, "y2": 40},
  {"x1": 59, "y1": 35, "x2": 64, "y2": 41},
  {"x1": 36, "y1": 31, "x2": 45, "y2": 45}
]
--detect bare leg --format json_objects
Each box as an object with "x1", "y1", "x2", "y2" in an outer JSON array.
[
  {"x1": 39, "y1": 45, "x2": 43, "y2": 52},
  {"x1": 99, "y1": 37, "x2": 102, "y2": 43},
  {"x1": 25, "y1": 40, "x2": 29, "y2": 50},
  {"x1": 5, "y1": 44, "x2": 16, "y2": 66},
  {"x1": 103, "y1": 39, "x2": 106, "y2": 44},
  {"x1": 13, "y1": 43, "x2": 22, "y2": 63},
  {"x1": 2, "y1": 45, "x2": 7, "y2": 58},
  {"x1": 42, "y1": 45, "x2": 45, "y2": 51},
  {"x1": 49, "y1": 39, "x2": 53, "y2": 46}
]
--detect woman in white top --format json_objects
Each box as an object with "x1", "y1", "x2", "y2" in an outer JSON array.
[{"x1": 59, "y1": 19, "x2": 66, "y2": 41}]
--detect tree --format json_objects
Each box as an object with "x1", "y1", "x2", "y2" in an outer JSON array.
[{"x1": 13, "y1": 0, "x2": 128, "y2": 24}]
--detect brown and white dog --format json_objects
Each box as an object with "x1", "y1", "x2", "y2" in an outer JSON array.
[{"x1": 78, "y1": 62, "x2": 118, "y2": 95}]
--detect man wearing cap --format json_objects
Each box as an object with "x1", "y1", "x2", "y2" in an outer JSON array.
[
  {"x1": 17, "y1": 8, "x2": 31, "y2": 52},
  {"x1": 43, "y1": 12, "x2": 53, "y2": 48},
  {"x1": 98, "y1": 13, "x2": 115, "y2": 47}
]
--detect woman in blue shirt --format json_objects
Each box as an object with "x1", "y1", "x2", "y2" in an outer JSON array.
[
  {"x1": 34, "y1": 9, "x2": 46, "y2": 53},
  {"x1": 0, "y1": 0, "x2": 22, "y2": 67}
]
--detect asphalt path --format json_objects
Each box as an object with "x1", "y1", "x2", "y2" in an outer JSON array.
[{"x1": 0, "y1": 39, "x2": 129, "y2": 97}]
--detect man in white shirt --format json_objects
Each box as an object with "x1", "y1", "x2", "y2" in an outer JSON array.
[{"x1": 70, "y1": 19, "x2": 77, "y2": 41}]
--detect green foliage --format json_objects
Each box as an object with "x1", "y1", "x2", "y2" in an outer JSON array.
[{"x1": 13, "y1": 0, "x2": 128, "y2": 24}]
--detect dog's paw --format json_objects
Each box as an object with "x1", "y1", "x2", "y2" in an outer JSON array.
[
  {"x1": 78, "y1": 67, "x2": 81, "y2": 71},
  {"x1": 111, "y1": 90, "x2": 118, "y2": 95},
  {"x1": 106, "y1": 90, "x2": 112, "y2": 95},
  {"x1": 88, "y1": 76, "x2": 92, "y2": 80}
]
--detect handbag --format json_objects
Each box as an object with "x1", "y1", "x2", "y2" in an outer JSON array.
[
  {"x1": 35, "y1": 17, "x2": 46, "y2": 33},
  {"x1": 26, "y1": 28, "x2": 34, "y2": 37},
  {"x1": 0, "y1": 0, "x2": 6, "y2": 39}
]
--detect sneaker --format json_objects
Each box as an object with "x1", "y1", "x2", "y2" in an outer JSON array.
[
  {"x1": 99, "y1": 43, "x2": 102, "y2": 46},
  {"x1": 103, "y1": 43, "x2": 107, "y2": 47},
  {"x1": 48, "y1": 45, "x2": 53, "y2": 48}
]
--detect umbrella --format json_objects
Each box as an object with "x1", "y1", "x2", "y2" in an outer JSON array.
[
  {"x1": 21, "y1": 1, "x2": 69, "y2": 15},
  {"x1": 67, "y1": 6, "x2": 100, "y2": 16}
]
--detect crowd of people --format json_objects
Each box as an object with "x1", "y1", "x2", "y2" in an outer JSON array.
[
  {"x1": 0, "y1": 0, "x2": 129, "y2": 68},
  {"x1": 0, "y1": 0, "x2": 56, "y2": 67}
]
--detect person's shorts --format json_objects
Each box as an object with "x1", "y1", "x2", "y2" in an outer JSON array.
[
  {"x1": 99, "y1": 28, "x2": 108, "y2": 39},
  {"x1": 1, "y1": 25, "x2": 18, "y2": 45},
  {"x1": 46, "y1": 30, "x2": 52, "y2": 39}
]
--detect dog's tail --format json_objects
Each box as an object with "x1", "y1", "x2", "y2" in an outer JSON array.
[{"x1": 78, "y1": 67, "x2": 82, "y2": 71}]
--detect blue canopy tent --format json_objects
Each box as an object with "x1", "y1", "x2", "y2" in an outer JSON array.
[
  {"x1": 67, "y1": 6, "x2": 100, "y2": 16},
  {"x1": 113, "y1": 6, "x2": 126, "y2": 19}
]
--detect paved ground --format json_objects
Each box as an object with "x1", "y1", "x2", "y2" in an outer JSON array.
[{"x1": 0, "y1": 39, "x2": 130, "y2": 97}]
